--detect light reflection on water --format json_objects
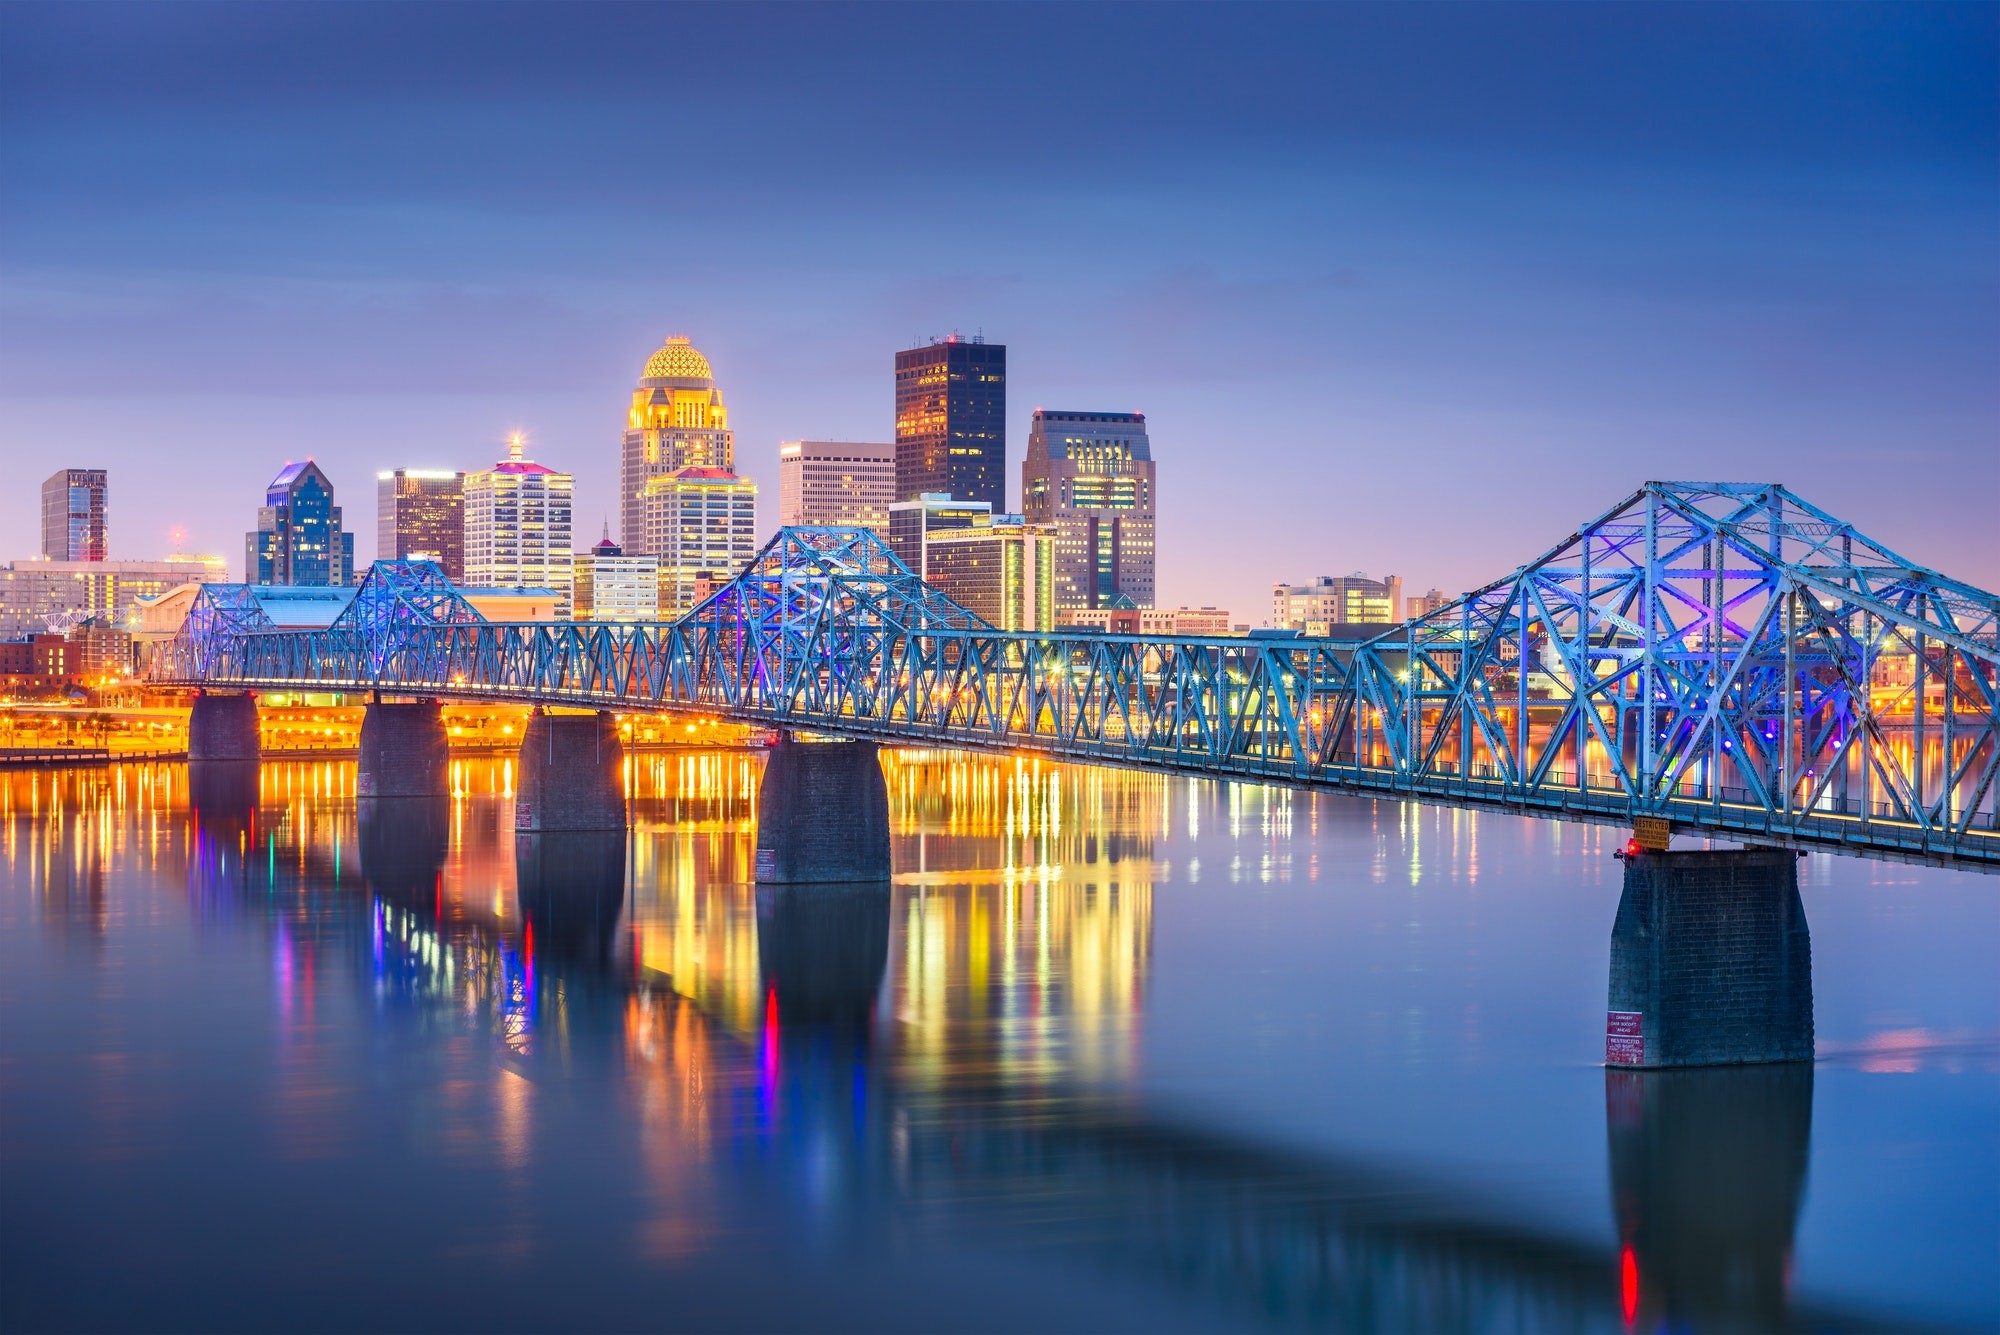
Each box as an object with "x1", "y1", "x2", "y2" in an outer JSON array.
[{"x1": 0, "y1": 753, "x2": 1994, "y2": 1333}]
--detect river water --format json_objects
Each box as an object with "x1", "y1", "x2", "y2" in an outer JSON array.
[{"x1": 1, "y1": 753, "x2": 1994, "y2": 1332}]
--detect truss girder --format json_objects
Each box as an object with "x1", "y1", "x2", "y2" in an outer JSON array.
[{"x1": 154, "y1": 501, "x2": 2000, "y2": 869}]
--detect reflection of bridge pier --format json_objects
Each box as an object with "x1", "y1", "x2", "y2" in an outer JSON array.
[
  {"x1": 756, "y1": 883, "x2": 891, "y2": 1028},
  {"x1": 1608, "y1": 1064, "x2": 1813, "y2": 1330},
  {"x1": 516, "y1": 832, "x2": 629, "y2": 968}
]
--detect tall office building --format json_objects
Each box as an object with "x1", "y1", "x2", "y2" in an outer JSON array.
[
  {"x1": 247, "y1": 460, "x2": 355, "y2": 586},
  {"x1": 376, "y1": 469, "x2": 466, "y2": 579},
  {"x1": 621, "y1": 335, "x2": 733, "y2": 553},
  {"x1": 465, "y1": 434, "x2": 574, "y2": 616},
  {"x1": 1022, "y1": 410, "x2": 1156, "y2": 612},
  {"x1": 41, "y1": 469, "x2": 107, "y2": 562},
  {"x1": 886, "y1": 493, "x2": 992, "y2": 578},
  {"x1": 1271, "y1": 573, "x2": 1403, "y2": 633},
  {"x1": 924, "y1": 518, "x2": 1054, "y2": 632},
  {"x1": 894, "y1": 335, "x2": 1006, "y2": 509},
  {"x1": 778, "y1": 440, "x2": 895, "y2": 531},
  {"x1": 642, "y1": 466, "x2": 758, "y2": 616}
]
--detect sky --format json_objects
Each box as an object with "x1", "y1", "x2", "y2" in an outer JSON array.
[{"x1": 2, "y1": 2, "x2": 1995, "y2": 614}]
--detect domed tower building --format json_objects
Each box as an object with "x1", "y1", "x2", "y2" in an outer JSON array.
[{"x1": 621, "y1": 335, "x2": 734, "y2": 554}]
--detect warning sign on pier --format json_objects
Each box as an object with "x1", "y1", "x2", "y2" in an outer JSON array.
[{"x1": 1606, "y1": 1011, "x2": 1645, "y2": 1066}]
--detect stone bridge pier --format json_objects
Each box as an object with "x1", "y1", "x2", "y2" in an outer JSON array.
[
  {"x1": 187, "y1": 690, "x2": 261, "y2": 762},
  {"x1": 753, "y1": 735, "x2": 891, "y2": 884},
  {"x1": 357, "y1": 699, "x2": 450, "y2": 798},
  {"x1": 515, "y1": 709, "x2": 626, "y2": 833},
  {"x1": 1606, "y1": 846, "x2": 1813, "y2": 1068}
]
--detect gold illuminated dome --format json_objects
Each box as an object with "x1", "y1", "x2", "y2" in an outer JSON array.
[{"x1": 641, "y1": 335, "x2": 713, "y2": 383}]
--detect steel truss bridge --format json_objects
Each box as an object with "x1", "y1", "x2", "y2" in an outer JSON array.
[{"x1": 156, "y1": 482, "x2": 2000, "y2": 870}]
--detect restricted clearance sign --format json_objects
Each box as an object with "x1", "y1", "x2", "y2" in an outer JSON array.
[{"x1": 1606, "y1": 1011, "x2": 1645, "y2": 1065}]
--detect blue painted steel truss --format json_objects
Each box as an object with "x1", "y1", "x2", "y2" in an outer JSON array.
[{"x1": 156, "y1": 488, "x2": 2000, "y2": 868}]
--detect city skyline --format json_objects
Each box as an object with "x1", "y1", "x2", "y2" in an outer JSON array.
[{"x1": 2, "y1": 4, "x2": 1994, "y2": 618}]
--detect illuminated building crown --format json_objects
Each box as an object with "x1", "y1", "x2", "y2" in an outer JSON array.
[{"x1": 641, "y1": 335, "x2": 714, "y2": 384}]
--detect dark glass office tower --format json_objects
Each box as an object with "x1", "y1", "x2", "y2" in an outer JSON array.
[
  {"x1": 41, "y1": 468, "x2": 107, "y2": 561},
  {"x1": 247, "y1": 460, "x2": 355, "y2": 586},
  {"x1": 894, "y1": 336, "x2": 1006, "y2": 510}
]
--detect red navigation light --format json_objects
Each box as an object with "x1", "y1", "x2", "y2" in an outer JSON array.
[{"x1": 1624, "y1": 839, "x2": 1643, "y2": 857}]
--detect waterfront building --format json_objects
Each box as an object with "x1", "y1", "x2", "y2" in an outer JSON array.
[
  {"x1": 1271, "y1": 573, "x2": 1403, "y2": 632},
  {"x1": 1059, "y1": 606, "x2": 1143, "y2": 634},
  {"x1": 1139, "y1": 607, "x2": 1235, "y2": 636},
  {"x1": 573, "y1": 531, "x2": 660, "y2": 622},
  {"x1": 464, "y1": 434, "x2": 574, "y2": 618},
  {"x1": 894, "y1": 335, "x2": 1006, "y2": 509},
  {"x1": 1406, "y1": 588, "x2": 1451, "y2": 620},
  {"x1": 621, "y1": 335, "x2": 734, "y2": 553},
  {"x1": 66, "y1": 617, "x2": 134, "y2": 679},
  {"x1": 1022, "y1": 410, "x2": 1156, "y2": 613},
  {"x1": 0, "y1": 555, "x2": 229, "y2": 636},
  {"x1": 247, "y1": 461, "x2": 354, "y2": 586},
  {"x1": 642, "y1": 466, "x2": 758, "y2": 616},
  {"x1": 923, "y1": 517, "x2": 1054, "y2": 632},
  {"x1": 886, "y1": 493, "x2": 992, "y2": 578},
  {"x1": 376, "y1": 469, "x2": 466, "y2": 579},
  {"x1": 779, "y1": 440, "x2": 894, "y2": 531},
  {"x1": 41, "y1": 468, "x2": 107, "y2": 562},
  {"x1": 460, "y1": 588, "x2": 563, "y2": 622}
]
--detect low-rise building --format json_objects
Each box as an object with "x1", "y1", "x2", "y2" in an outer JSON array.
[
  {"x1": 1405, "y1": 588, "x2": 1451, "y2": 620},
  {"x1": 573, "y1": 534, "x2": 660, "y2": 622},
  {"x1": 1272, "y1": 573, "x2": 1403, "y2": 630},
  {"x1": 1138, "y1": 607, "x2": 1235, "y2": 636},
  {"x1": 0, "y1": 556, "x2": 229, "y2": 636}
]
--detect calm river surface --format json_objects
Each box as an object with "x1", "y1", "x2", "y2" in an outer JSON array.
[{"x1": 2, "y1": 753, "x2": 1994, "y2": 1333}]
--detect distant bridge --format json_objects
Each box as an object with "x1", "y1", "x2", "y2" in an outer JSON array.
[{"x1": 155, "y1": 482, "x2": 1999, "y2": 870}]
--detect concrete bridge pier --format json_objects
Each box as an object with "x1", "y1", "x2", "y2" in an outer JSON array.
[
  {"x1": 1606, "y1": 847, "x2": 1813, "y2": 1068},
  {"x1": 515, "y1": 709, "x2": 626, "y2": 833},
  {"x1": 358, "y1": 699, "x2": 449, "y2": 798},
  {"x1": 188, "y1": 690, "x2": 260, "y2": 761},
  {"x1": 753, "y1": 735, "x2": 890, "y2": 884}
]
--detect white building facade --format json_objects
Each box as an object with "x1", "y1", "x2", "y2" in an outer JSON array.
[
  {"x1": 642, "y1": 466, "x2": 758, "y2": 616},
  {"x1": 778, "y1": 440, "x2": 895, "y2": 532},
  {"x1": 464, "y1": 435, "x2": 575, "y2": 618}
]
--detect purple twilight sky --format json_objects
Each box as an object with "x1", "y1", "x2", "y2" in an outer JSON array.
[{"x1": 1, "y1": 2, "x2": 1995, "y2": 613}]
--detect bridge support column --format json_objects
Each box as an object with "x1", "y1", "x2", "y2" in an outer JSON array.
[
  {"x1": 515, "y1": 710, "x2": 626, "y2": 832},
  {"x1": 753, "y1": 736, "x2": 890, "y2": 884},
  {"x1": 187, "y1": 691, "x2": 260, "y2": 761},
  {"x1": 357, "y1": 700, "x2": 449, "y2": 798},
  {"x1": 1607, "y1": 848, "x2": 1812, "y2": 1068}
]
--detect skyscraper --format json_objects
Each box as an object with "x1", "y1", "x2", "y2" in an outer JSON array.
[
  {"x1": 894, "y1": 335, "x2": 1006, "y2": 509},
  {"x1": 465, "y1": 434, "x2": 574, "y2": 616},
  {"x1": 778, "y1": 440, "x2": 895, "y2": 532},
  {"x1": 41, "y1": 468, "x2": 107, "y2": 562},
  {"x1": 643, "y1": 466, "x2": 757, "y2": 615},
  {"x1": 376, "y1": 469, "x2": 466, "y2": 579},
  {"x1": 621, "y1": 335, "x2": 733, "y2": 553},
  {"x1": 1021, "y1": 410, "x2": 1156, "y2": 612},
  {"x1": 247, "y1": 460, "x2": 355, "y2": 586}
]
